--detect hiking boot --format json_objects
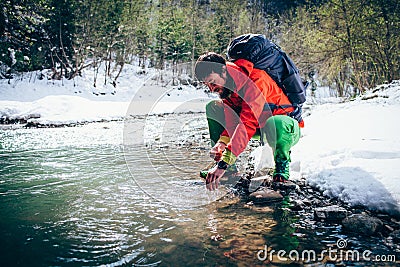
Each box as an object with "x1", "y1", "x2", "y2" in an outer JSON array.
[
  {"x1": 273, "y1": 158, "x2": 290, "y2": 181},
  {"x1": 272, "y1": 174, "x2": 296, "y2": 191},
  {"x1": 249, "y1": 186, "x2": 283, "y2": 203}
]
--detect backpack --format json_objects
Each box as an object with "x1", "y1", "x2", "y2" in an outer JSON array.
[{"x1": 226, "y1": 34, "x2": 307, "y2": 123}]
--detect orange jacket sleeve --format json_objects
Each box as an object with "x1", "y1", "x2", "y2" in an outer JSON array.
[{"x1": 225, "y1": 76, "x2": 266, "y2": 157}]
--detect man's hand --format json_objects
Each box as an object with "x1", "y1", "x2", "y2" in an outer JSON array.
[
  {"x1": 206, "y1": 164, "x2": 226, "y2": 191},
  {"x1": 209, "y1": 142, "x2": 226, "y2": 161}
]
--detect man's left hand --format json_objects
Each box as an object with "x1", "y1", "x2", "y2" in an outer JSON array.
[{"x1": 205, "y1": 165, "x2": 226, "y2": 191}]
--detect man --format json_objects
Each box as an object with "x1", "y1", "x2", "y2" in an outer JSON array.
[{"x1": 194, "y1": 52, "x2": 301, "y2": 191}]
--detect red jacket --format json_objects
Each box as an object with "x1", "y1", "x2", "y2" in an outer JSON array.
[{"x1": 219, "y1": 59, "x2": 298, "y2": 157}]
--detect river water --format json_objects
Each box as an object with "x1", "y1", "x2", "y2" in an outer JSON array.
[{"x1": 0, "y1": 113, "x2": 396, "y2": 266}]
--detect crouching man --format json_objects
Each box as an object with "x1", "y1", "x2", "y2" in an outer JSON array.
[{"x1": 194, "y1": 52, "x2": 302, "y2": 192}]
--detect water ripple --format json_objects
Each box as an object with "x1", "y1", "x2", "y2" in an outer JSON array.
[{"x1": 0, "y1": 118, "x2": 362, "y2": 266}]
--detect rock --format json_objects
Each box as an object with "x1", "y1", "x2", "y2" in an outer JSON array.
[
  {"x1": 250, "y1": 205, "x2": 275, "y2": 213},
  {"x1": 290, "y1": 200, "x2": 305, "y2": 211},
  {"x1": 249, "y1": 188, "x2": 283, "y2": 204},
  {"x1": 342, "y1": 214, "x2": 383, "y2": 235},
  {"x1": 314, "y1": 205, "x2": 349, "y2": 221},
  {"x1": 248, "y1": 177, "x2": 265, "y2": 193},
  {"x1": 376, "y1": 214, "x2": 391, "y2": 221},
  {"x1": 230, "y1": 238, "x2": 246, "y2": 248},
  {"x1": 384, "y1": 224, "x2": 394, "y2": 233},
  {"x1": 184, "y1": 238, "x2": 203, "y2": 249},
  {"x1": 391, "y1": 217, "x2": 400, "y2": 226},
  {"x1": 27, "y1": 113, "x2": 41, "y2": 119},
  {"x1": 389, "y1": 230, "x2": 400, "y2": 243},
  {"x1": 301, "y1": 199, "x2": 312, "y2": 206},
  {"x1": 272, "y1": 180, "x2": 297, "y2": 191},
  {"x1": 251, "y1": 239, "x2": 265, "y2": 246},
  {"x1": 162, "y1": 245, "x2": 177, "y2": 254},
  {"x1": 219, "y1": 240, "x2": 231, "y2": 249}
]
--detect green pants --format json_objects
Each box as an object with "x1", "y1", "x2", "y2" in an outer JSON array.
[{"x1": 206, "y1": 100, "x2": 300, "y2": 163}]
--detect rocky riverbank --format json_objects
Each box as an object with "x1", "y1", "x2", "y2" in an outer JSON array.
[{"x1": 217, "y1": 164, "x2": 400, "y2": 264}]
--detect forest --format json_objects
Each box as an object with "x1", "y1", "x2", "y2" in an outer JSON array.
[{"x1": 1, "y1": 0, "x2": 399, "y2": 96}]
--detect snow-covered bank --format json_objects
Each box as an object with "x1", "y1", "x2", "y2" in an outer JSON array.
[
  {"x1": 250, "y1": 81, "x2": 400, "y2": 215},
  {"x1": 0, "y1": 64, "x2": 212, "y2": 125},
  {"x1": 292, "y1": 81, "x2": 400, "y2": 215}
]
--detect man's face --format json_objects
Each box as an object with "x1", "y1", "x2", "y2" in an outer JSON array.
[{"x1": 203, "y1": 70, "x2": 229, "y2": 99}]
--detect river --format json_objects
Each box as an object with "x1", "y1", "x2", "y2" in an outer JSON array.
[{"x1": 0, "y1": 113, "x2": 396, "y2": 266}]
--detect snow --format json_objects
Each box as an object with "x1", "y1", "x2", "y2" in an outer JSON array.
[
  {"x1": 0, "y1": 64, "x2": 211, "y2": 124},
  {"x1": 291, "y1": 81, "x2": 400, "y2": 215},
  {"x1": 0, "y1": 64, "x2": 399, "y2": 215},
  {"x1": 250, "y1": 82, "x2": 400, "y2": 216},
  {"x1": 250, "y1": 94, "x2": 400, "y2": 216}
]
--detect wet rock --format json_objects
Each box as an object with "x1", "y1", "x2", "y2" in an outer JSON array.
[
  {"x1": 376, "y1": 213, "x2": 391, "y2": 221},
  {"x1": 251, "y1": 238, "x2": 265, "y2": 246},
  {"x1": 248, "y1": 177, "x2": 264, "y2": 193},
  {"x1": 290, "y1": 200, "x2": 305, "y2": 211},
  {"x1": 249, "y1": 205, "x2": 275, "y2": 213},
  {"x1": 162, "y1": 245, "x2": 177, "y2": 254},
  {"x1": 253, "y1": 168, "x2": 273, "y2": 177},
  {"x1": 391, "y1": 217, "x2": 400, "y2": 226},
  {"x1": 230, "y1": 238, "x2": 246, "y2": 248},
  {"x1": 184, "y1": 238, "x2": 203, "y2": 249},
  {"x1": 342, "y1": 214, "x2": 383, "y2": 235},
  {"x1": 272, "y1": 180, "x2": 297, "y2": 191},
  {"x1": 302, "y1": 199, "x2": 312, "y2": 207},
  {"x1": 314, "y1": 205, "x2": 349, "y2": 221},
  {"x1": 228, "y1": 248, "x2": 253, "y2": 261},
  {"x1": 389, "y1": 230, "x2": 400, "y2": 243},
  {"x1": 249, "y1": 188, "x2": 283, "y2": 204},
  {"x1": 219, "y1": 240, "x2": 231, "y2": 249},
  {"x1": 383, "y1": 224, "x2": 395, "y2": 234}
]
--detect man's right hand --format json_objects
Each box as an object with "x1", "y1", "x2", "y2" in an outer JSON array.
[{"x1": 209, "y1": 142, "x2": 226, "y2": 161}]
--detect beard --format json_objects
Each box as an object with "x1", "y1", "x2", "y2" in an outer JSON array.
[{"x1": 219, "y1": 87, "x2": 231, "y2": 99}]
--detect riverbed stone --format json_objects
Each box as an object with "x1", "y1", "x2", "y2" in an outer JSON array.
[
  {"x1": 389, "y1": 230, "x2": 400, "y2": 243},
  {"x1": 250, "y1": 238, "x2": 265, "y2": 246},
  {"x1": 184, "y1": 238, "x2": 203, "y2": 249},
  {"x1": 314, "y1": 205, "x2": 349, "y2": 221},
  {"x1": 301, "y1": 198, "x2": 312, "y2": 207},
  {"x1": 162, "y1": 245, "x2": 177, "y2": 254},
  {"x1": 249, "y1": 188, "x2": 283, "y2": 203},
  {"x1": 219, "y1": 240, "x2": 231, "y2": 249},
  {"x1": 342, "y1": 214, "x2": 383, "y2": 235},
  {"x1": 290, "y1": 199, "x2": 305, "y2": 211}
]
